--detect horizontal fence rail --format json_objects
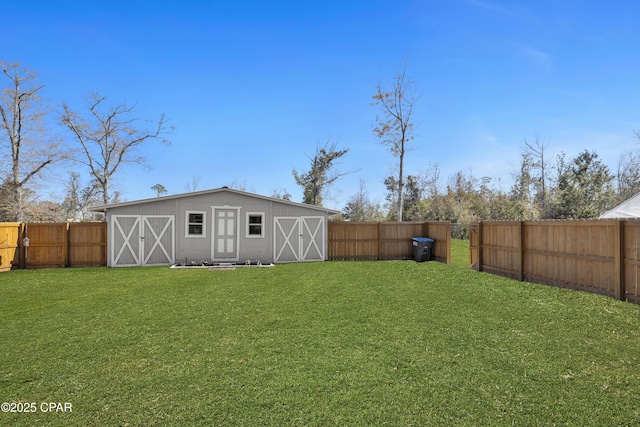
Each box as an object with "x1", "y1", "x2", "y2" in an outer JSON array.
[
  {"x1": 0, "y1": 222, "x2": 107, "y2": 270},
  {"x1": 328, "y1": 221, "x2": 451, "y2": 264},
  {"x1": 469, "y1": 219, "x2": 640, "y2": 304}
]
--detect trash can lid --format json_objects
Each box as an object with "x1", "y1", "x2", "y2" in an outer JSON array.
[{"x1": 411, "y1": 237, "x2": 434, "y2": 242}]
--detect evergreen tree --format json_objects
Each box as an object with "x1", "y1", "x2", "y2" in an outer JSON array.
[{"x1": 554, "y1": 150, "x2": 615, "y2": 218}]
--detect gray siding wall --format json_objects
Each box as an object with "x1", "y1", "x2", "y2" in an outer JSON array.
[{"x1": 106, "y1": 191, "x2": 330, "y2": 264}]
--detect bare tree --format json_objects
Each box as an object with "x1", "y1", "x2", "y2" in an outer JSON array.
[
  {"x1": 292, "y1": 139, "x2": 350, "y2": 206},
  {"x1": 61, "y1": 92, "x2": 172, "y2": 204},
  {"x1": 342, "y1": 180, "x2": 384, "y2": 221},
  {"x1": 0, "y1": 61, "x2": 65, "y2": 221},
  {"x1": 372, "y1": 61, "x2": 419, "y2": 221},
  {"x1": 271, "y1": 186, "x2": 292, "y2": 200},
  {"x1": 510, "y1": 152, "x2": 535, "y2": 212},
  {"x1": 226, "y1": 180, "x2": 254, "y2": 193},
  {"x1": 522, "y1": 134, "x2": 551, "y2": 216},
  {"x1": 615, "y1": 150, "x2": 640, "y2": 204},
  {"x1": 185, "y1": 175, "x2": 201, "y2": 192},
  {"x1": 61, "y1": 171, "x2": 101, "y2": 221}
]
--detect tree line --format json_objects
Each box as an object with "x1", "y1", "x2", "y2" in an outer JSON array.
[
  {"x1": 293, "y1": 63, "x2": 640, "y2": 237},
  {"x1": 334, "y1": 136, "x2": 640, "y2": 238},
  {"x1": 336, "y1": 138, "x2": 640, "y2": 238},
  {"x1": 2, "y1": 59, "x2": 638, "y2": 231}
]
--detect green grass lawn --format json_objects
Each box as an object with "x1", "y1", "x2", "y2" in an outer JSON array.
[{"x1": 1, "y1": 240, "x2": 640, "y2": 426}]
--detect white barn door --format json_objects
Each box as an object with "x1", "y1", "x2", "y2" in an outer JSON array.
[
  {"x1": 141, "y1": 216, "x2": 175, "y2": 266},
  {"x1": 111, "y1": 215, "x2": 174, "y2": 267},
  {"x1": 274, "y1": 217, "x2": 301, "y2": 262},
  {"x1": 111, "y1": 215, "x2": 141, "y2": 267},
  {"x1": 274, "y1": 216, "x2": 325, "y2": 263},
  {"x1": 300, "y1": 216, "x2": 325, "y2": 262}
]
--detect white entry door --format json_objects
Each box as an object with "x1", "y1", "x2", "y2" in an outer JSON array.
[
  {"x1": 274, "y1": 216, "x2": 325, "y2": 263},
  {"x1": 111, "y1": 215, "x2": 174, "y2": 267},
  {"x1": 213, "y1": 207, "x2": 239, "y2": 260}
]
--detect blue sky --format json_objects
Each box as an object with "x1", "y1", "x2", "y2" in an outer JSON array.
[{"x1": 2, "y1": 0, "x2": 640, "y2": 210}]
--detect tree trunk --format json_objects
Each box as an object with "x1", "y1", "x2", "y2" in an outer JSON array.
[
  {"x1": 12, "y1": 157, "x2": 22, "y2": 222},
  {"x1": 397, "y1": 145, "x2": 404, "y2": 222},
  {"x1": 102, "y1": 179, "x2": 110, "y2": 205}
]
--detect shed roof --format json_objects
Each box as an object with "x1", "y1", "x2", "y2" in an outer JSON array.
[{"x1": 89, "y1": 187, "x2": 341, "y2": 215}]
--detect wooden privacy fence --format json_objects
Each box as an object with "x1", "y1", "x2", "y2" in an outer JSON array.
[
  {"x1": 470, "y1": 220, "x2": 640, "y2": 304},
  {"x1": 0, "y1": 222, "x2": 107, "y2": 271},
  {"x1": 328, "y1": 221, "x2": 451, "y2": 264},
  {"x1": 2, "y1": 221, "x2": 450, "y2": 270}
]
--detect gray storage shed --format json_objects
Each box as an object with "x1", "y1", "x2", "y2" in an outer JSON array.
[{"x1": 90, "y1": 187, "x2": 339, "y2": 267}]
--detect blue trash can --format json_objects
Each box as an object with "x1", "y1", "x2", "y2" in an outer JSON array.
[{"x1": 411, "y1": 237, "x2": 434, "y2": 262}]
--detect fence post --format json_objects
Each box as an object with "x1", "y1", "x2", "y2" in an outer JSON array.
[
  {"x1": 614, "y1": 219, "x2": 626, "y2": 301},
  {"x1": 19, "y1": 223, "x2": 25, "y2": 270},
  {"x1": 518, "y1": 221, "x2": 525, "y2": 281},
  {"x1": 65, "y1": 223, "x2": 71, "y2": 268},
  {"x1": 445, "y1": 222, "x2": 451, "y2": 264},
  {"x1": 377, "y1": 222, "x2": 382, "y2": 260},
  {"x1": 477, "y1": 221, "x2": 483, "y2": 272}
]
